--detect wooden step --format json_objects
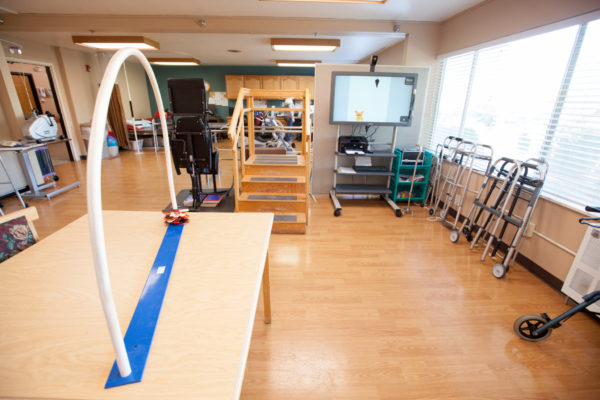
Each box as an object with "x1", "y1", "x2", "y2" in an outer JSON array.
[
  {"x1": 241, "y1": 175, "x2": 306, "y2": 193},
  {"x1": 272, "y1": 213, "x2": 307, "y2": 234},
  {"x1": 247, "y1": 154, "x2": 306, "y2": 166},
  {"x1": 244, "y1": 155, "x2": 306, "y2": 176},
  {"x1": 238, "y1": 192, "x2": 307, "y2": 213}
]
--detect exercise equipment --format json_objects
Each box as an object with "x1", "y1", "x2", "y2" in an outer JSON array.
[{"x1": 87, "y1": 47, "x2": 178, "y2": 384}]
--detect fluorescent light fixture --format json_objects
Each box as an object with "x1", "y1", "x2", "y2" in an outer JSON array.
[
  {"x1": 261, "y1": 0, "x2": 386, "y2": 3},
  {"x1": 271, "y1": 38, "x2": 340, "y2": 52},
  {"x1": 276, "y1": 60, "x2": 321, "y2": 67},
  {"x1": 72, "y1": 36, "x2": 160, "y2": 50},
  {"x1": 148, "y1": 58, "x2": 201, "y2": 66}
]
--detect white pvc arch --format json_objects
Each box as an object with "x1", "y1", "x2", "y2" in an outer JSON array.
[{"x1": 87, "y1": 47, "x2": 178, "y2": 377}]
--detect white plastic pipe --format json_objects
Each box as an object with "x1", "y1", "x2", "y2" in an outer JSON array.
[{"x1": 88, "y1": 47, "x2": 178, "y2": 378}]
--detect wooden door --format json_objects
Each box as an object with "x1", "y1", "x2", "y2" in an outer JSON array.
[
  {"x1": 262, "y1": 76, "x2": 281, "y2": 90},
  {"x1": 244, "y1": 75, "x2": 262, "y2": 90},
  {"x1": 225, "y1": 75, "x2": 244, "y2": 99},
  {"x1": 11, "y1": 73, "x2": 41, "y2": 117},
  {"x1": 281, "y1": 76, "x2": 298, "y2": 90}
]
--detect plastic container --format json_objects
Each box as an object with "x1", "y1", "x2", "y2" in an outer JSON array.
[{"x1": 129, "y1": 139, "x2": 144, "y2": 151}]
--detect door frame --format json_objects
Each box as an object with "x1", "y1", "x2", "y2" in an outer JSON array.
[{"x1": 7, "y1": 57, "x2": 79, "y2": 161}]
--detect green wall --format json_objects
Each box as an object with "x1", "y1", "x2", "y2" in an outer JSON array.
[{"x1": 147, "y1": 65, "x2": 314, "y2": 121}]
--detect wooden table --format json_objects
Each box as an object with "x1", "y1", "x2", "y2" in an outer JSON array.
[{"x1": 0, "y1": 210, "x2": 273, "y2": 399}]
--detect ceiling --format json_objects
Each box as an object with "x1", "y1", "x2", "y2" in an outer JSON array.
[{"x1": 0, "y1": 0, "x2": 486, "y2": 66}]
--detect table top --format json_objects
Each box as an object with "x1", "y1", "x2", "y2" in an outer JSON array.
[
  {"x1": 0, "y1": 138, "x2": 70, "y2": 152},
  {"x1": 0, "y1": 210, "x2": 273, "y2": 399}
]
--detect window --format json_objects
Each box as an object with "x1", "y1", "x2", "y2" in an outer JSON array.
[{"x1": 427, "y1": 18, "x2": 600, "y2": 209}]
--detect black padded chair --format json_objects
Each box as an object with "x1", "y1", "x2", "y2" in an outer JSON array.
[{"x1": 168, "y1": 78, "x2": 219, "y2": 208}]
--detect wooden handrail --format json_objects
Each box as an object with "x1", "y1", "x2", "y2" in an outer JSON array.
[{"x1": 227, "y1": 87, "x2": 250, "y2": 146}]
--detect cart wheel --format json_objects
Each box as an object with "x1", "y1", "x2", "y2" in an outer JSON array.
[
  {"x1": 449, "y1": 230, "x2": 460, "y2": 243},
  {"x1": 462, "y1": 226, "x2": 470, "y2": 236},
  {"x1": 439, "y1": 209, "x2": 446, "y2": 219},
  {"x1": 395, "y1": 209, "x2": 403, "y2": 218},
  {"x1": 334, "y1": 209, "x2": 341, "y2": 217},
  {"x1": 466, "y1": 232, "x2": 473, "y2": 242},
  {"x1": 420, "y1": 203, "x2": 425, "y2": 207},
  {"x1": 53, "y1": 175, "x2": 60, "y2": 181},
  {"x1": 428, "y1": 208, "x2": 435, "y2": 216},
  {"x1": 492, "y1": 263, "x2": 507, "y2": 279},
  {"x1": 513, "y1": 314, "x2": 552, "y2": 341}
]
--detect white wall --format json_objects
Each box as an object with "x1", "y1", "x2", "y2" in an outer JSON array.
[{"x1": 312, "y1": 64, "x2": 430, "y2": 194}]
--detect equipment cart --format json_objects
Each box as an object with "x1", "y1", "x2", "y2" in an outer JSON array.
[
  {"x1": 389, "y1": 147, "x2": 432, "y2": 208},
  {"x1": 330, "y1": 125, "x2": 402, "y2": 217}
]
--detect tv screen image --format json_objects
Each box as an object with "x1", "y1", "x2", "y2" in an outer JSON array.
[{"x1": 329, "y1": 72, "x2": 417, "y2": 126}]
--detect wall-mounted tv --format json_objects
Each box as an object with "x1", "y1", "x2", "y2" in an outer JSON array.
[{"x1": 329, "y1": 71, "x2": 418, "y2": 126}]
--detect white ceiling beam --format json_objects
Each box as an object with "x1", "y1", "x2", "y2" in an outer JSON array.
[{"x1": 0, "y1": 14, "x2": 413, "y2": 35}]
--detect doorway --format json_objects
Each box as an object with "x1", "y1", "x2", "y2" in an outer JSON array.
[{"x1": 8, "y1": 62, "x2": 74, "y2": 165}]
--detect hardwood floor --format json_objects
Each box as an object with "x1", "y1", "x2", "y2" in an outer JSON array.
[{"x1": 3, "y1": 149, "x2": 598, "y2": 399}]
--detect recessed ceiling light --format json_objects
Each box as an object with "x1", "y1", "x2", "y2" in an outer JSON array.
[
  {"x1": 72, "y1": 36, "x2": 160, "y2": 50},
  {"x1": 271, "y1": 38, "x2": 340, "y2": 52},
  {"x1": 148, "y1": 58, "x2": 201, "y2": 66},
  {"x1": 276, "y1": 60, "x2": 321, "y2": 67},
  {"x1": 261, "y1": 0, "x2": 386, "y2": 3}
]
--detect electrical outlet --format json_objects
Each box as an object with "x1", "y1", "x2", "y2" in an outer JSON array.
[{"x1": 524, "y1": 222, "x2": 535, "y2": 238}]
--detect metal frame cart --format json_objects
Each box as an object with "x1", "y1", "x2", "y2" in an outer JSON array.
[
  {"x1": 462, "y1": 157, "x2": 548, "y2": 278},
  {"x1": 330, "y1": 125, "x2": 402, "y2": 217},
  {"x1": 389, "y1": 146, "x2": 433, "y2": 215}
]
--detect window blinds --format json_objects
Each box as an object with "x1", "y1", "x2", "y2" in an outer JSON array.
[{"x1": 426, "y1": 19, "x2": 600, "y2": 209}]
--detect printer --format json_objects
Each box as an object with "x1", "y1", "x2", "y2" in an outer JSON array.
[{"x1": 338, "y1": 136, "x2": 369, "y2": 153}]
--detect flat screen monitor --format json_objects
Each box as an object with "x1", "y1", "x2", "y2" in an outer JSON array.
[{"x1": 329, "y1": 71, "x2": 417, "y2": 126}]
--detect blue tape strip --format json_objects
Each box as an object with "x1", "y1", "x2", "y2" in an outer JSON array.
[{"x1": 105, "y1": 223, "x2": 184, "y2": 388}]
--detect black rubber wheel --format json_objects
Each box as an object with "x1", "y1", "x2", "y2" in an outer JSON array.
[
  {"x1": 395, "y1": 209, "x2": 403, "y2": 218},
  {"x1": 462, "y1": 226, "x2": 470, "y2": 236},
  {"x1": 428, "y1": 208, "x2": 435, "y2": 216},
  {"x1": 466, "y1": 233, "x2": 473, "y2": 242},
  {"x1": 514, "y1": 314, "x2": 552, "y2": 341},
  {"x1": 492, "y1": 263, "x2": 507, "y2": 279},
  {"x1": 53, "y1": 175, "x2": 60, "y2": 181},
  {"x1": 334, "y1": 209, "x2": 341, "y2": 217},
  {"x1": 420, "y1": 203, "x2": 425, "y2": 207}
]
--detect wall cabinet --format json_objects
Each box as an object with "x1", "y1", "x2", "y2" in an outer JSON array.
[
  {"x1": 244, "y1": 75, "x2": 262, "y2": 90},
  {"x1": 225, "y1": 75, "x2": 244, "y2": 99},
  {"x1": 225, "y1": 75, "x2": 314, "y2": 99},
  {"x1": 261, "y1": 76, "x2": 281, "y2": 90}
]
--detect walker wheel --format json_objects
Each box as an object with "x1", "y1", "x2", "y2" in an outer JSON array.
[
  {"x1": 492, "y1": 263, "x2": 507, "y2": 278},
  {"x1": 428, "y1": 208, "x2": 435, "y2": 216},
  {"x1": 395, "y1": 209, "x2": 403, "y2": 218},
  {"x1": 449, "y1": 230, "x2": 459, "y2": 243},
  {"x1": 514, "y1": 314, "x2": 552, "y2": 341},
  {"x1": 334, "y1": 209, "x2": 341, "y2": 217}
]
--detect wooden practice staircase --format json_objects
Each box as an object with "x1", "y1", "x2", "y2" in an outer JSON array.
[{"x1": 228, "y1": 88, "x2": 311, "y2": 234}]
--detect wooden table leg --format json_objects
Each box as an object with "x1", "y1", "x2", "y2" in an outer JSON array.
[{"x1": 262, "y1": 252, "x2": 271, "y2": 324}]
